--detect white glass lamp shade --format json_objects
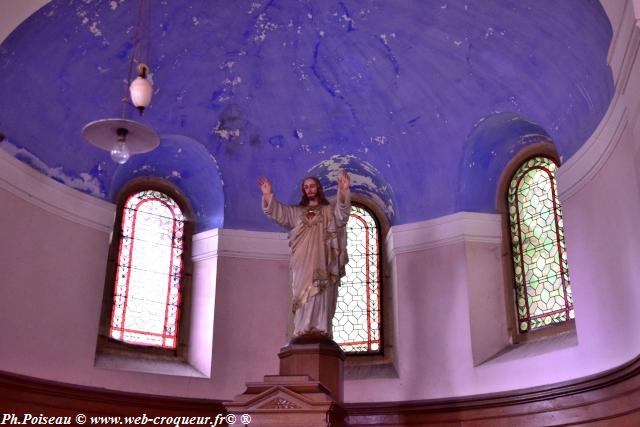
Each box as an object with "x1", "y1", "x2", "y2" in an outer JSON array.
[
  {"x1": 110, "y1": 141, "x2": 130, "y2": 164},
  {"x1": 129, "y1": 76, "x2": 153, "y2": 109}
]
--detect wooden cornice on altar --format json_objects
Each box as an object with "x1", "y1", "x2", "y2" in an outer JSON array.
[{"x1": 2, "y1": 353, "x2": 640, "y2": 426}]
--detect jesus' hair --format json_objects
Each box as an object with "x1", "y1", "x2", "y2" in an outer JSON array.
[{"x1": 299, "y1": 176, "x2": 330, "y2": 206}]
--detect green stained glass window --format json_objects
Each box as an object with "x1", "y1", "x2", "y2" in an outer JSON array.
[{"x1": 508, "y1": 156, "x2": 574, "y2": 333}]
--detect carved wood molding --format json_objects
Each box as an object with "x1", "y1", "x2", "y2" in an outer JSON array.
[
  {"x1": 0, "y1": 371, "x2": 226, "y2": 416},
  {"x1": 344, "y1": 353, "x2": 640, "y2": 425},
  {"x1": 2, "y1": 354, "x2": 640, "y2": 425},
  {"x1": 260, "y1": 397, "x2": 302, "y2": 409}
]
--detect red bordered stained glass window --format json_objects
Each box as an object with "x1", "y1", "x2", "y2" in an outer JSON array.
[
  {"x1": 333, "y1": 204, "x2": 382, "y2": 354},
  {"x1": 508, "y1": 156, "x2": 574, "y2": 333},
  {"x1": 110, "y1": 190, "x2": 185, "y2": 349}
]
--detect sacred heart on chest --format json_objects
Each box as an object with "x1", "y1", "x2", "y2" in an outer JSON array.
[{"x1": 306, "y1": 211, "x2": 316, "y2": 220}]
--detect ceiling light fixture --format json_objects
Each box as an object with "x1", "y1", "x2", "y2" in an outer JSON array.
[{"x1": 82, "y1": 0, "x2": 158, "y2": 164}]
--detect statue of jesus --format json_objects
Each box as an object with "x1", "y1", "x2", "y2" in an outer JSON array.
[{"x1": 259, "y1": 171, "x2": 351, "y2": 338}]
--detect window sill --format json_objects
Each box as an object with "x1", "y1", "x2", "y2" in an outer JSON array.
[
  {"x1": 344, "y1": 349, "x2": 398, "y2": 380},
  {"x1": 345, "y1": 361, "x2": 398, "y2": 380},
  {"x1": 479, "y1": 328, "x2": 578, "y2": 366},
  {"x1": 94, "y1": 352, "x2": 209, "y2": 378}
]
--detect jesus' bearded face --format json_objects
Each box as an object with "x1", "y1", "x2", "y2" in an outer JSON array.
[{"x1": 303, "y1": 179, "x2": 319, "y2": 201}]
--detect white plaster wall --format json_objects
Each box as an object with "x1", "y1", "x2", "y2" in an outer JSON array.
[
  {"x1": 203, "y1": 255, "x2": 290, "y2": 395},
  {"x1": 0, "y1": 188, "x2": 110, "y2": 382},
  {"x1": 0, "y1": 159, "x2": 291, "y2": 399},
  {"x1": 562, "y1": 120, "x2": 640, "y2": 369}
]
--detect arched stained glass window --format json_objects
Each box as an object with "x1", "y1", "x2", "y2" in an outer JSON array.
[
  {"x1": 109, "y1": 190, "x2": 186, "y2": 349},
  {"x1": 508, "y1": 156, "x2": 573, "y2": 333},
  {"x1": 333, "y1": 204, "x2": 382, "y2": 354}
]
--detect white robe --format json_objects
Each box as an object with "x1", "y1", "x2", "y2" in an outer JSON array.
[{"x1": 263, "y1": 191, "x2": 350, "y2": 337}]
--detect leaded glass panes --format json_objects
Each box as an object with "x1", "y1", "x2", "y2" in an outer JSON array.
[
  {"x1": 109, "y1": 190, "x2": 185, "y2": 349},
  {"x1": 333, "y1": 204, "x2": 382, "y2": 354},
  {"x1": 508, "y1": 157, "x2": 573, "y2": 333}
]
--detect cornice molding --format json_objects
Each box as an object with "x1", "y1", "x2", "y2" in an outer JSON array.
[
  {"x1": 384, "y1": 212, "x2": 502, "y2": 259},
  {"x1": 192, "y1": 228, "x2": 289, "y2": 262},
  {"x1": 0, "y1": 152, "x2": 501, "y2": 262},
  {"x1": 0, "y1": 0, "x2": 49, "y2": 44},
  {"x1": 195, "y1": 213, "x2": 503, "y2": 263},
  {"x1": 557, "y1": 0, "x2": 639, "y2": 200},
  {"x1": 606, "y1": 0, "x2": 640, "y2": 95},
  {"x1": 0, "y1": 149, "x2": 115, "y2": 233},
  {"x1": 556, "y1": 93, "x2": 628, "y2": 201}
]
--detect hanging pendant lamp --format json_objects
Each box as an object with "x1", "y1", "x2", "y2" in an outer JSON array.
[{"x1": 81, "y1": 0, "x2": 158, "y2": 164}]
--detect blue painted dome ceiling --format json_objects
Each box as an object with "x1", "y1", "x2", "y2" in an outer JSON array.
[{"x1": 0, "y1": 0, "x2": 613, "y2": 231}]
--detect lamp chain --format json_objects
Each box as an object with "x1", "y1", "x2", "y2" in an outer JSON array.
[{"x1": 121, "y1": 0, "x2": 150, "y2": 119}]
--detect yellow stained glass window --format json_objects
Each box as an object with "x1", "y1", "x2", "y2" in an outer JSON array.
[{"x1": 508, "y1": 157, "x2": 573, "y2": 333}]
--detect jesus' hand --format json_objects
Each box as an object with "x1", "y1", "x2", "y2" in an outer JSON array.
[
  {"x1": 258, "y1": 176, "x2": 273, "y2": 198},
  {"x1": 338, "y1": 171, "x2": 350, "y2": 204},
  {"x1": 338, "y1": 170, "x2": 350, "y2": 192}
]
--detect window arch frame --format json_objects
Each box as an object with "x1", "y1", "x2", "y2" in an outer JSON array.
[
  {"x1": 497, "y1": 142, "x2": 575, "y2": 343},
  {"x1": 332, "y1": 196, "x2": 389, "y2": 357},
  {"x1": 97, "y1": 178, "x2": 195, "y2": 359}
]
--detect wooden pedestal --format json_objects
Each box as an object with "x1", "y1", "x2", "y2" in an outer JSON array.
[
  {"x1": 278, "y1": 334, "x2": 345, "y2": 403},
  {"x1": 224, "y1": 334, "x2": 345, "y2": 426}
]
